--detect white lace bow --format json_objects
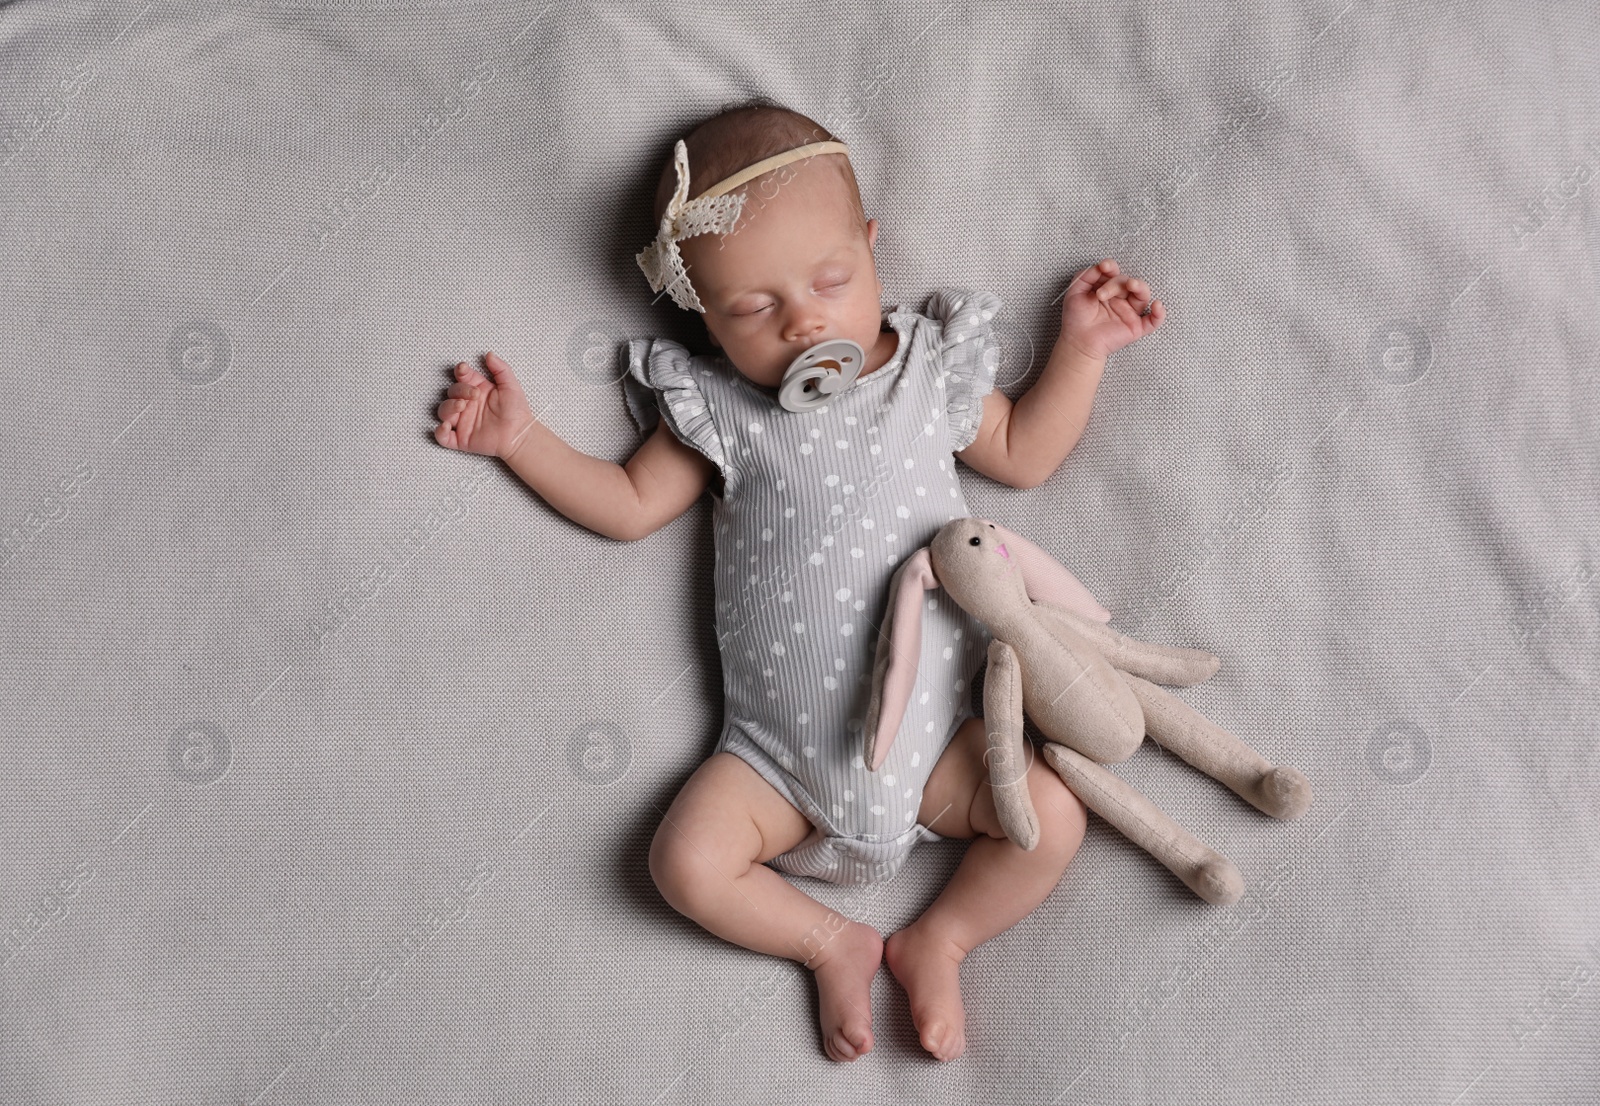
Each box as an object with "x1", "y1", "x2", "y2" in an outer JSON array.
[{"x1": 634, "y1": 140, "x2": 746, "y2": 313}]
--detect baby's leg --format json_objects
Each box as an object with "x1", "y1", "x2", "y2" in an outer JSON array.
[
  {"x1": 885, "y1": 716, "x2": 1089, "y2": 1061},
  {"x1": 648, "y1": 752, "x2": 885, "y2": 1063}
]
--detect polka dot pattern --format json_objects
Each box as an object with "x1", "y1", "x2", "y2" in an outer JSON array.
[{"x1": 618, "y1": 291, "x2": 1004, "y2": 887}]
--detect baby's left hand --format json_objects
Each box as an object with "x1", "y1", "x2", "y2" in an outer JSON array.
[{"x1": 1059, "y1": 257, "x2": 1165, "y2": 360}]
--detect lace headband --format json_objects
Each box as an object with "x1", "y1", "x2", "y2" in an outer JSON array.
[{"x1": 635, "y1": 138, "x2": 852, "y2": 313}]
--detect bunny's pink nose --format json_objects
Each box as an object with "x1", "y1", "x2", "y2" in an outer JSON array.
[{"x1": 995, "y1": 543, "x2": 1009, "y2": 560}]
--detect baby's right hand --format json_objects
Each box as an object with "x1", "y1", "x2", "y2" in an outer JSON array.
[{"x1": 433, "y1": 351, "x2": 537, "y2": 460}]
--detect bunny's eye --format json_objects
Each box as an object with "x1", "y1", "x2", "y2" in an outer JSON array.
[{"x1": 969, "y1": 536, "x2": 981, "y2": 546}]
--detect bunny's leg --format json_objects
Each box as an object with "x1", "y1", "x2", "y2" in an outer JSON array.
[
  {"x1": 1120, "y1": 673, "x2": 1313, "y2": 820},
  {"x1": 1040, "y1": 742, "x2": 1245, "y2": 905}
]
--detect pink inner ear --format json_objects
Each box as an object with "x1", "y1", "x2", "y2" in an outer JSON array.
[
  {"x1": 982, "y1": 519, "x2": 1111, "y2": 622},
  {"x1": 869, "y1": 548, "x2": 940, "y2": 771}
]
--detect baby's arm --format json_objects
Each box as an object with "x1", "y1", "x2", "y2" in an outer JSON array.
[
  {"x1": 958, "y1": 259, "x2": 1164, "y2": 489},
  {"x1": 433, "y1": 351, "x2": 714, "y2": 541}
]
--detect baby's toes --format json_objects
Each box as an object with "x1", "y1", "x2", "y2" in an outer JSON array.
[
  {"x1": 921, "y1": 1020, "x2": 962, "y2": 1061},
  {"x1": 829, "y1": 1014, "x2": 873, "y2": 1061},
  {"x1": 826, "y1": 1029, "x2": 863, "y2": 1062},
  {"x1": 845, "y1": 1022, "x2": 873, "y2": 1056}
]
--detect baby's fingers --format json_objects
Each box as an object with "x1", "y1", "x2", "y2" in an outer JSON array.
[
  {"x1": 481, "y1": 351, "x2": 522, "y2": 392},
  {"x1": 1064, "y1": 258, "x2": 1115, "y2": 301},
  {"x1": 1096, "y1": 275, "x2": 1147, "y2": 303},
  {"x1": 453, "y1": 362, "x2": 490, "y2": 388}
]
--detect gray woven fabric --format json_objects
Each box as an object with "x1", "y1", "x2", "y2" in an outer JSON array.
[
  {"x1": 1, "y1": 1, "x2": 1596, "y2": 1103},
  {"x1": 620, "y1": 291, "x2": 999, "y2": 886}
]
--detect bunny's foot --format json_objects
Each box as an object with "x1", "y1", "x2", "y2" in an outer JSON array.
[
  {"x1": 1251, "y1": 765, "x2": 1313, "y2": 820},
  {"x1": 1184, "y1": 852, "x2": 1245, "y2": 905}
]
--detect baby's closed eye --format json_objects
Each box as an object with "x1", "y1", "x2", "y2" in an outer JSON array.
[{"x1": 734, "y1": 276, "x2": 852, "y2": 316}]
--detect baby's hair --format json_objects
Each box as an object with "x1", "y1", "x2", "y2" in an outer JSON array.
[{"x1": 649, "y1": 96, "x2": 870, "y2": 241}]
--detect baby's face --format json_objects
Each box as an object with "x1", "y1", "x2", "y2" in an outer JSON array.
[{"x1": 677, "y1": 158, "x2": 885, "y2": 390}]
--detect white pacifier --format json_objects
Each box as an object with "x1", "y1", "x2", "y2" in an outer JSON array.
[{"x1": 777, "y1": 338, "x2": 865, "y2": 413}]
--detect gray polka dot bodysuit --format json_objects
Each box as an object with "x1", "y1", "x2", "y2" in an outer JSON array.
[{"x1": 622, "y1": 288, "x2": 1004, "y2": 885}]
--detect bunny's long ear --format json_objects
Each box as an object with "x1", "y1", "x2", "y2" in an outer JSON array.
[
  {"x1": 862, "y1": 547, "x2": 941, "y2": 771},
  {"x1": 981, "y1": 519, "x2": 1111, "y2": 623}
]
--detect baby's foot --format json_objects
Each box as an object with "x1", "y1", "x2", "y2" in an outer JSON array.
[
  {"x1": 804, "y1": 919, "x2": 883, "y2": 1062},
  {"x1": 884, "y1": 922, "x2": 967, "y2": 1061}
]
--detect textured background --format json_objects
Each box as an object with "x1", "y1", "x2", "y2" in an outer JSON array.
[{"x1": 2, "y1": 1, "x2": 1597, "y2": 1103}]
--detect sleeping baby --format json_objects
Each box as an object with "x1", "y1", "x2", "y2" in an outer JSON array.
[{"x1": 430, "y1": 100, "x2": 1164, "y2": 1064}]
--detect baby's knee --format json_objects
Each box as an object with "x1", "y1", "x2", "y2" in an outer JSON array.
[
  {"x1": 647, "y1": 817, "x2": 703, "y2": 910},
  {"x1": 649, "y1": 832, "x2": 713, "y2": 923},
  {"x1": 647, "y1": 808, "x2": 756, "y2": 915}
]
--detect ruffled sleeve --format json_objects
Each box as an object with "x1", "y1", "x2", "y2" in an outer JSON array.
[
  {"x1": 620, "y1": 337, "x2": 728, "y2": 479},
  {"x1": 925, "y1": 288, "x2": 1003, "y2": 452}
]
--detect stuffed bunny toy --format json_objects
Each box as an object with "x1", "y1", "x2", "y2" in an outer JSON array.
[{"x1": 863, "y1": 516, "x2": 1313, "y2": 905}]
